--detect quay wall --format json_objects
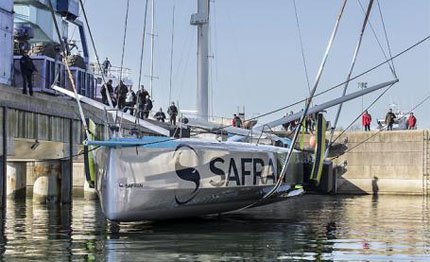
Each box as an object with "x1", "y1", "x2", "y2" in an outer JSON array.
[{"x1": 331, "y1": 130, "x2": 429, "y2": 195}]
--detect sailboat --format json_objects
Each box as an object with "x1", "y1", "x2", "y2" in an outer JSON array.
[{"x1": 53, "y1": 0, "x2": 398, "y2": 221}]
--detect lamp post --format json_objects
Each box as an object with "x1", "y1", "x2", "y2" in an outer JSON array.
[{"x1": 358, "y1": 82, "x2": 367, "y2": 130}]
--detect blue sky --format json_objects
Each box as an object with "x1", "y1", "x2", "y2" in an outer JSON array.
[{"x1": 77, "y1": 0, "x2": 430, "y2": 128}]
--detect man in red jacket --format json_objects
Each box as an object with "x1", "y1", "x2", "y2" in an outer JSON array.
[
  {"x1": 408, "y1": 112, "x2": 417, "y2": 130},
  {"x1": 362, "y1": 110, "x2": 372, "y2": 131}
]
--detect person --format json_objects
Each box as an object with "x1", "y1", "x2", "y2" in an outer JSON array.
[
  {"x1": 362, "y1": 110, "x2": 372, "y2": 131},
  {"x1": 282, "y1": 113, "x2": 290, "y2": 131},
  {"x1": 136, "y1": 86, "x2": 149, "y2": 118},
  {"x1": 408, "y1": 112, "x2": 417, "y2": 130},
  {"x1": 115, "y1": 81, "x2": 128, "y2": 109},
  {"x1": 102, "y1": 57, "x2": 111, "y2": 76},
  {"x1": 142, "y1": 96, "x2": 153, "y2": 119},
  {"x1": 232, "y1": 114, "x2": 242, "y2": 128},
  {"x1": 305, "y1": 116, "x2": 313, "y2": 134},
  {"x1": 101, "y1": 79, "x2": 114, "y2": 105},
  {"x1": 168, "y1": 102, "x2": 178, "y2": 125},
  {"x1": 154, "y1": 108, "x2": 167, "y2": 122},
  {"x1": 124, "y1": 86, "x2": 137, "y2": 115},
  {"x1": 20, "y1": 50, "x2": 38, "y2": 96},
  {"x1": 385, "y1": 108, "x2": 396, "y2": 131}
]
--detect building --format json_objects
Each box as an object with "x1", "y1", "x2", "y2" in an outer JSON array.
[{"x1": 0, "y1": 0, "x2": 14, "y2": 85}]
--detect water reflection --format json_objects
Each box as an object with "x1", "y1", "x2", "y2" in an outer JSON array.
[{"x1": 0, "y1": 195, "x2": 428, "y2": 261}]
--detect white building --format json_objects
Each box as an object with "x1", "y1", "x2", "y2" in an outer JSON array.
[{"x1": 0, "y1": 0, "x2": 13, "y2": 85}]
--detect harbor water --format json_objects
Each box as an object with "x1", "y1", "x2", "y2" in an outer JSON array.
[{"x1": 0, "y1": 195, "x2": 429, "y2": 261}]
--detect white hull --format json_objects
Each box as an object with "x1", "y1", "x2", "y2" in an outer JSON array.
[{"x1": 94, "y1": 138, "x2": 305, "y2": 221}]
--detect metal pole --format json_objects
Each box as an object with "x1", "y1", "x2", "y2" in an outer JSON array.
[
  {"x1": 0, "y1": 107, "x2": 7, "y2": 208},
  {"x1": 193, "y1": 0, "x2": 210, "y2": 121},
  {"x1": 149, "y1": 0, "x2": 156, "y2": 97},
  {"x1": 61, "y1": 119, "x2": 74, "y2": 204}
]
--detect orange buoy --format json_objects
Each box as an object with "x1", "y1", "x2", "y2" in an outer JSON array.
[{"x1": 309, "y1": 135, "x2": 317, "y2": 149}]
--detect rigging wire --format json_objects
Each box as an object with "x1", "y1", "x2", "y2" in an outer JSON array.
[
  {"x1": 376, "y1": 0, "x2": 397, "y2": 76},
  {"x1": 78, "y1": 0, "x2": 114, "y2": 108},
  {"x1": 331, "y1": 83, "x2": 395, "y2": 144},
  {"x1": 46, "y1": 0, "x2": 89, "y2": 137},
  {"x1": 240, "y1": 34, "x2": 430, "y2": 125},
  {"x1": 135, "y1": 0, "x2": 150, "y2": 125},
  {"x1": 138, "y1": 0, "x2": 150, "y2": 91},
  {"x1": 356, "y1": 0, "x2": 396, "y2": 77},
  {"x1": 330, "y1": 91, "x2": 430, "y2": 160},
  {"x1": 149, "y1": 0, "x2": 156, "y2": 97},
  {"x1": 168, "y1": 0, "x2": 176, "y2": 107},
  {"x1": 70, "y1": 0, "x2": 87, "y2": 40},
  {"x1": 326, "y1": 0, "x2": 375, "y2": 157},
  {"x1": 119, "y1": 0, "x2": 131, "y2": 82},
  {"x1": 252, "y1": 0, "x2": 349, "y2": 203},
  {"x1": 292, "y1": 0, "x2": 312, "y2": 95}
]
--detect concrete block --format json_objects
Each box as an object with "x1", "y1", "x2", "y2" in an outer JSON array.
[
  {"x1": 33, "y1": 161, "x2": 61, "y2": 203},
  {"x1": 7, "y1": 162, "x2": 26, "y2": 199},
  {"x1": 72, "y1": 162, "x2": 85, "y2": 188}
]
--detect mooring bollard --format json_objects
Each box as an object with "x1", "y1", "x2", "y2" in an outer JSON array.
[
  {"x1": 33, "y1": 161, "x2": 61, "y2": 203},
  {"x1": 6, "y1": 162, "x2": 27, "y2": 199}
]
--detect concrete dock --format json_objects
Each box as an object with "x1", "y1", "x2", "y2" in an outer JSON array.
[{"x1": 332, "y1": 130, "x2": 429, "y2": 195}]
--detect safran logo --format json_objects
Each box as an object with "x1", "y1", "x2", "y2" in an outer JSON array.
[{"x1": 174, "y1": 144, "x2": 201, "y2": 205}]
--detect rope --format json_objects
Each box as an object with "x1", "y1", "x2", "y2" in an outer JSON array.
[
  {"x1": 292, "y1": 0, "x2": 311, "y2": 95},
  {"x1": 35, "y1": 146, "x2": 100, "y2": 163},
  {"x1": 119, "y1": 0, "x2": 131, "y2": 81}
]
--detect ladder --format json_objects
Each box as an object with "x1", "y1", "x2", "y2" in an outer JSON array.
[{"x1": 423, "y1": 130, "x2": 430, "y2": 196}]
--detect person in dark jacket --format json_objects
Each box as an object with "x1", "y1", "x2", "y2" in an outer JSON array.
[
  {"x1": 408, "y1": 112, "x2": 417, "y2": 130},
  {"x1": 20, "y1": 50, "x2": 38, "y2": 96},
  {"x1": 142, "y1": 96, "x2": 153, "y2": 119},
  {"x1": 136, "y1": 86, "x2": 149, "y2": 118},
  {"x1": 102, "y1": 57, "x2": 111, "y2": 76},
  {"x1": 154, "y1": 108, "x2": 166, "y2": 122},
  {"x1": 168, "y1": 102, "x2": 178, "y2": 125},
  {"x1": 101, "y1": 79, "x2": 114, "y2": 105},
  {"x1": 362, "y1": 110, "x2": 372, "y2": 131},
  {"x1": 385, "y1": 109, "x2": 396, "y2": 131},
  {"x1": 115, "y1": 81, "x2": 128, "y2": 109}
]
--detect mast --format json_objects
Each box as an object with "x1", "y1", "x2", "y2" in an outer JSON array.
[
  {"x1": 149, "y1": 0, "x2": 156, "y2": 97},
  {"x1": 191, "y1": 0, "x2": 210, "y2": 121}
]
